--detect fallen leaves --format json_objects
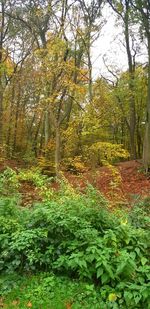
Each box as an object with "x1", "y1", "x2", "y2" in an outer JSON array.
[
  {"x1": 12, "y1": 299, "x2": 20, "y2": 306},
  {"x1": 0, "y1": 298, "x2": 4, "y2": 308},
  {"x1": 0, "y1": 297, "x2": 7, "y2": 308},
  {"x1": 65, "y1": 303, "x2": 72, "y2": 309}
]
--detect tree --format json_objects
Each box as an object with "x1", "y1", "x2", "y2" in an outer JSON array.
[
  {"x1": 129, "y1": 0, "x2": 150, "y2": 171},
  {"x1": 78, "y1": 0, "x2": 103, "y2": 102},
  {"x1": 108, "y1": 0, "x2": 141, "y2": 159}
]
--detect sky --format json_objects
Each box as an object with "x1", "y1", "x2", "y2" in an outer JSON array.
[{"x1": 91, "y1": 4, "x2": 148, "y2": 80}]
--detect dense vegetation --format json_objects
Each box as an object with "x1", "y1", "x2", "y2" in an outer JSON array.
[
  {"x1": 0, "y1": 0, "x2": 150, "y2": 174},
  {"x1": 0, "y1": 168, "x2": 150, "y2": 308},
  {"x1": 0, "y1": 1, "x2": 150, "y2": 308}
]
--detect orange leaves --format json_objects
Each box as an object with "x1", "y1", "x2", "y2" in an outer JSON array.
[
  {"x1": 65, "y1": 302, "x2": 72, "y2": 309},
  {"x1": 1, "y1": 299, "x2": 33, "y2": 308},
  {"x1": 27, "y1": 301, "x2": 32, "y2": 308},
  {"x1": 12, "y1": 299, "x2": 20, "y2": 306},
  {"x1": 0, "y1": 297, "x2": 5, "y2": 307}
]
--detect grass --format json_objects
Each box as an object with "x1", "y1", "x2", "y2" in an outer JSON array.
[{"x1": 0, "y1": 273, "x2": 103, "y2": 309}]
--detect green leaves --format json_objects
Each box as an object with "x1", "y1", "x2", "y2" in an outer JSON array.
[
  {"x1": 141, "y1": 257, "x2": 148, "y2": 266},
  {"x1": 0, "y1": 183, "x2": 149, "y2": 308},
  {"x1": 96, "y1": 267, "x2": 103, "y2": 279}
]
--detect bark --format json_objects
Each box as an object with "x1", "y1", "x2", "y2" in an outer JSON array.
[
  {"x1": 0, "y1": 81, "x2": 3, "y2": 148},
  {"x1": 32, "y1": 114, "x2": 43, "y2": 156},
  {"x1": 44, "y1": 109, "x2": 49, "y2": 146},
  {"x1": 124, "y1": 0, "x2": 136, "y2": 159},
  {"x1": 0, "y1": 0, "x2": 5, "y2": 147},
  {"x1": 87, "y1": 47, "x2": 93, "y2": 102},
  {"x1": 143, "y1": 37, "x2": 150, "y2": 171},
  {"x1": 13, "y1": 97, "x2": 20, "y2": 153},
  {"x1": 86, "y1": 29, "x2": 93, "y2": 102},
  {"x1": 7, "y1": 84, "x2": 15, "y2": 156},
  {"x1": 136, "y1": 116, "x2": 142, "y2": 158},
  {"x1": 55, "y1": 125, "x2": 61, "y2": 178}
]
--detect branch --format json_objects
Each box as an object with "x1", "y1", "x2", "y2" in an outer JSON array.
[{"x1": 107, "y1": 0, "x2": 124, "y2": 21}]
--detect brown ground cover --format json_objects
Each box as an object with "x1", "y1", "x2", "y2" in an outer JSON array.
[
  {"x1": 65, "y1": 160, "x2": 150, "y2": 203},
  {"x1": 0, "y1": 159, "x2": 150, "y2": 205}
]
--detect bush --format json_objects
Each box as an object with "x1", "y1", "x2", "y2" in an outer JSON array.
[
  {"x1": 0, "y1": 182, "x2": 150, "y2": 308},
  {"x1": 0, "y1": 168, "x2": 19, "y2": 196},
  {"x1": 128, "y1": 197, "x2": 150, "y2": 230},
  {"x1": 84, "y1": 142, "x2": 129, "y2": 167},
  {"x1": 63, "y1": 156, "x2": 87, "y2": 174}
]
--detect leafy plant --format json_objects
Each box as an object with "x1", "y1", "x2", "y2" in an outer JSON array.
[
  {"x1": 0, "y1": 167, "x2": 19, "y2": 196},
  {"x1": 0, "y1": 174, "x2": 149, "y2": 308}
]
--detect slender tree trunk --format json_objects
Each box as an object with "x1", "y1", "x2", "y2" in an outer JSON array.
[
  {"x1": 39, "y1": 120, "x2": 45, "y2": 155},
  {"x1": 25, "y1": 112, "x2": 36, "y2": 151},
  {"x1": 0, "y1": 82, "x2": 3, "y2": 149},
  {"x1": 55, "y1": 124, "x2": 61, "y2": 177},
  {"x1": 0, "y1": 1, "x2": 4, "y2": 148},
  {"x1": 13, "y1": 96, "x2": 20, "y2": 154},
  {"x1": 7, "y1": 83, "x2": 16, "y2": 156},
  {"x1": 124, "y1": 1, "x2": 136, "y2": 159},
  {"x1": 87, "y1": 29, "x2": 93, "y2": 103},
  {"x1": 44, "y1": 109, "x2": 49, "y2": 147},
  {"x1": 87, "y1": 48, "x2": 93, "y2": 102},
  {"x1": 32, "y1": 114, "x2": 43, "y2": 156},
  {"x1": 143, "y1": 37, "x2": 150, "y2": 171}
]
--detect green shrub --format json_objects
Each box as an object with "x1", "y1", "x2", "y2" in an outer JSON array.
[
  {"x1": 18, "y1": 168, "x2": 50, "y2": 187},
  {"x1": 0, "y1": 167, "x2": 19, "y2": 196},
  {"x1": 0, "y1": 180, "x2": 149, "y2": 308},
  {"x1": 129, "y1": 197, "x2": 150, "y2": 230}
]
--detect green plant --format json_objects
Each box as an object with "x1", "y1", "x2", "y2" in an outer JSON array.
[
  {"x1": 18, "y1": 168, "x2": 54, "y2": 201},
  {"x1": 0, "y1": 179, "x2": 149, "y2": 308},
  {"x1": 0, "y1": 167, "x2": 19, "y2": 196},
  {"x1": 129, "y1": 197, "x2": 150, "y2": 229},
  {"x1": 18, "y1": 168, "x2": 49, "y2": 188}
]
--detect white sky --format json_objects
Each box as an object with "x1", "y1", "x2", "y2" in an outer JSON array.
[{"x1": 91, "y1": 4, "x2": 148, "y2": 80}]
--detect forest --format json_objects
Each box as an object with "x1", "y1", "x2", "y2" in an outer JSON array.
[{"x1": 0, "y1": 0, "x2": 150, "y2": 308}]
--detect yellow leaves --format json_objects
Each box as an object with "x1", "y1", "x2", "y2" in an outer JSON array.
[
  {"x1": 33, "y1": 35, "x2": 86, "y2": 105},
  {"x1": 0, "y1": 49, "x2": 14, "y2": 77},
  {"x1": 64, "y1": 156, "x2": 86, "y2": 173},
  {"x1": 121, "y1": 219, "x2": 128, "y2": 225},
  {"x1": 83, "y1": 142, "x2": 129, "y2": 168},
  {"x1": 89, "y1": 142, "x2": 129, "y2": 161},
  {"x1": 108, "y1": 293, "x2": 117, "y2": 302},
  {"x1": 34, "y1": 8, "x2": 43, "y2": 17}
]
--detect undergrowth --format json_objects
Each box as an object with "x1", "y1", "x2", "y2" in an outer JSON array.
[{"x1": 0, "y1": 168, "x2": 149, "y2": 308}]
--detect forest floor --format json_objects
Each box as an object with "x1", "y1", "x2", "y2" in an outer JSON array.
[
  {"x1": 0, "y1": 159, "x2": 150, "y2": 206},
  {"x1": 65, "y1": 160, "x2": 150, "y2": 206}
]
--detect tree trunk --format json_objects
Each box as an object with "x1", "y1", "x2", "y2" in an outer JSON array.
[
  {"x1": 13, "y1": 97, "x2": 20, "y2": 154},
  {"x1": 7, "y1": 83, "x2": 15, "y2": 156},
  {"x1": 124, "y1": 0, "x2": 136, "y2": 159},
  {"x1": 32, "y1": 114, "x2": 43, "y2": 156},
  {"x1": 87, "y1": 48, "x2": 93, "y2": 102},
  {"x1": 55, "y1": 125, "x2": 61, "y2": 178},
  {"x1": 143, "y1": 37, "x2": 150, "y2": 171},
  {"x1": 0, "y1": 1, "x2": 4, "y2": 149},
  {"x1": 0, "y1": 84, "x2": 3, "y2": 149},
  {"x1": 44, "y1": 109, "x2": 49, "y2": 147}
]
